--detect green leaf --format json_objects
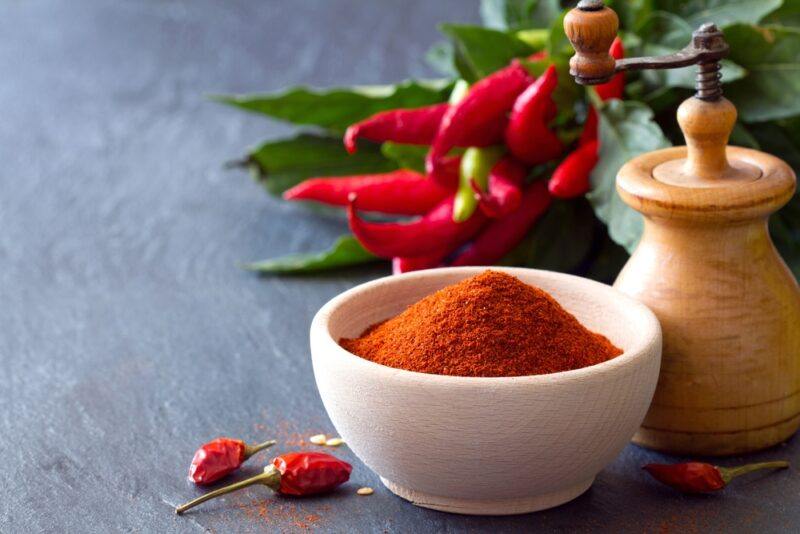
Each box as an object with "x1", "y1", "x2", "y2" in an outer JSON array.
[
  {"x1": 380, "y1": 142, "x2": 428, "y2": 173},
  {"x1": 247, "y1": 134, "x2": 396, "y2": 195},
  {"x1": 546, "y1": 9, "x2": 574, "y2": 61},
  {"x1": 479, "y1": 0, "x2": 561, "y2": 30},
  {"x1": 214, "y1": 80, "x2": 451, "y2": 133},
  {"x1": 653, "y1": 0, "x2": 782, "y2": 27},
  {"x1": 762, "y1": 0, "x2": 800, "y2": 27},
  {"x1": 588, "y1": 101, "x2": 671, "y2": 252},
  {"x1": 638, "y1": 12, "x2": 746, "y2": 89},
  {"x1": 724, "y1": 24, "x2": 800, "y2": 122},
  {"x1": 243, "y1": 235, "x2": 378, "y2": 274},
  {"x1": 440, "y1": 24, "x2": 535, "y2": 82},
  {"x1": 425, "y1": 41, "x2": 459, "y2": 77},
  {"x1": 608, "y1": 0, "x2": 655, "y2": 31}
]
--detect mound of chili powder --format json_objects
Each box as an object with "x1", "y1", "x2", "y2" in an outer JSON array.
[{"x1": 339, "y1": 270, "x2": 622, "y2": 377}]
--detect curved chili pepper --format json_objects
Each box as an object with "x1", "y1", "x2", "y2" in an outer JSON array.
[
  {"x1": 596, "y1": 37, "x2": 625, "y2": 101},
  {"x1": 471, "y1": 156, "x2": 525, "y2": 218},
  {"x1": 283, "y1": 169, "x2": 451, "y2": 216},
  {"x1": 176, "y1": 452, "x2": 353, "y2": 514},
  {"x1": 426, "y1": 62, "x2": 533, "y2": 177},
  {"x1": 579, "y1": 106, "x2": 599, "y2": 146},
  {"x1": 504, "y1": 64, "x2": 562, "y2": 166},
  {"x1": 451, "y1": 180, "x2": 551, "y2": 266},
  {"x1": 188, "y1": 438, "x2": 276, "y2": 485},
  {"x1": 643, "y1": 461, "x2": 789, "y2": 494},
  {"x1": 344, "y1": 103, "x2": 448, "y2": 154},
  {"x1": 348, "y1": 194, "x2": 486, "y2": 258},
  {"x1": 547, "y1": 140, "x2": 599, "y2": 199},
  {"x1": 454, "y1": 147, "x2": 505, "y2": 222},
  {"x1": 392, "y1": 253, "x2": 445, "y2": 274}
]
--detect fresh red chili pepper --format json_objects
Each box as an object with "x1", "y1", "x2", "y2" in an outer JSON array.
[
  {"x1": 344, "y1": 103, "x2": 448, "y2": 154},
  {"x1": 595, "y1": 37, "x2": 625, "y2": 101},
  {"x1": 579, "y1": 106, "x2": 599, "y2": 146},
  {"x1": 392, "y1": 253, "x2": 445, "y2": 274},
  {"x1": 471, "y1": 156, "x2": 525, "y2": 218},
  {"x1": 504, "y1": 64, "x2": 562, "y2": 166},
  {"x1": 348, "y1": 193, "x2": 486, "y2": 258},
  {"x1": 547, "y1": 139, "x2": 599, "y2": 199},
  {"x1": 451, "y1": 180, "x2": 551, "y2": 266},
  {"x1": 282, "y1": 169, "x2": 451, "y2": 216},
  {"x1": 428, "y1": 154, "x2": 463, "y2": 189},
  {"x1": 189, "y1": 438, "x2": 276, "y2": 485},
  {"x1": 176, "y1": 452, "x2": 352, "y2": 514},
  {"x1": 643, "y1": 461, "x2": 789, "y2": 494},
  {"x1": 426, "y1": 62, "x2": 533, "y2": 177}
]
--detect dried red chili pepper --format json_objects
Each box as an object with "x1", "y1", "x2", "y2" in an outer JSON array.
[
  {"x1": 595, "y1": 37, "x2": 625, "y2": 101},
  {"x1": 426, "y1": 62, "x2": 533, "y2": 176},
  {"x1": 472, "y1": 156, "x2": 525, "y2": 218},
  {"x1": 451, "y1": 180, "x2": 551, "y2": 266},
  {"x1": 504, "y1": 64, "x2": 562, "y2": 166},
  {"x1": 189, "y1": 438, "x2": 276, "y2": 485},
  {"x1": 547, "y1": 140, "x2": 599, "y2": 199},
  {"x1": 176, "y1": 452, "x2": 352, "y2": 514},
  {"x1": 643, "y1": 461, "x2": 789, "y2": 494},
  {"x1": 344, "y1": 103, "x2": 448, "y2": 154},
  {"x1": 348, "y1": 193, "x2": 486, "y2": 258},
  {"x1": 283, "y1": 169, "x2": 451, "y2": 216}
]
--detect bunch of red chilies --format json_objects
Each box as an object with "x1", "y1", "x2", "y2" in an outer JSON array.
[{"x1": 283, "y1": 40, "x2": 624, "y2": 273}]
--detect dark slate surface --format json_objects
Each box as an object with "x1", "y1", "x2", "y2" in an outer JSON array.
[{"x1": 2, "y1": 1, "x2": 798, "y2": 532}]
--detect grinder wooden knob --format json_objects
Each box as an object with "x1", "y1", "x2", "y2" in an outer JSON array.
[{"x1": 563, "y1": 0, "x2": 618, "y2": 84}]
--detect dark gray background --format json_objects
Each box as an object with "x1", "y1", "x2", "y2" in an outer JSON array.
[{"x1": 2, "y1": 1, "x2": 797, "y2": 532}]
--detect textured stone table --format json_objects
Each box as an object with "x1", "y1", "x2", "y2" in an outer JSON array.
[{"x1": 2, "y1": 1, "x2": 797, "y2": 532}]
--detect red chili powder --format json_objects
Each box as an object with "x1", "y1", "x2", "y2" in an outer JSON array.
[{"x1": 340, "y1": 270, "x2": 622, "y2": 377}]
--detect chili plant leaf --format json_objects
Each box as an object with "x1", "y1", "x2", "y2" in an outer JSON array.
[
  {"x1": 479, "y1": 0, "x2": 561, "y2": 31},
  {"x1": 425, "y1": 41, "x2": 459, "y2": 77},
  {"x1": 589, "y1": 100, "x2": 671, "y2": 252},
  {"x1": 653, "y1": 0, "x2": 782, "y2": 27},
  {"x1": 214, "y1": 80, "x2": 451, "y2": 133},
  {"x1": 243, "y1": 235, "x2": 378, "y2": 274},
  {"x1": 380, "y1": 142, "x2": 428, "y2": 173},
  {"x1": 439, "y1": 24, "x2": 536, "y2": 82},
  {"x1": 607, "y1": 0, "x2": 654, "y2": 31},
  {"x1": 762, "y1": 0, "x2": 800, "y2": 27},
  {"x1": 638, "y1": 12, "x2": 745, "y2": 89},
  {"x1": 724, "y1": 24, "x2": 800, "y2": 122},
  {"x1": 246, "y1": 134, "x2": 397, "y2": 196}
]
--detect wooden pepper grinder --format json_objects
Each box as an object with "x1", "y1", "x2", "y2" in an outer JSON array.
[{"x1": 565, "y1": 0, "x2": 800, "y2": 455}]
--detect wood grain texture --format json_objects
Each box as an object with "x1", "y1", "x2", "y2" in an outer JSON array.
[
  {"x1": 563, "y1": 5, "x2": 619, "y2": 83},
  {"x1": 312, "y1": 267, "x2": 661, "y2": 514},
  {"x1": 615, "y1": 98, "x2": 800, "y2": 455}
]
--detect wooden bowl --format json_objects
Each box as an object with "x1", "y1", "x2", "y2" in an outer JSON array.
[{"x1": 310, "y1": 267, "x2": 661, "y2": 515}]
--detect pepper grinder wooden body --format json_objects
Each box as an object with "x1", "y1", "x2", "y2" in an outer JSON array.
[{"x1": 566, "y1": 1, "x2": 800, "y2": 455}]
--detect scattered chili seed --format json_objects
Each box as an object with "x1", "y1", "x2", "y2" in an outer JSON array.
[
  {"x1": 356, "y1": 487, "x2": 374, "y2": 496},
  {"x1": 309, "y1": 434, "x2": 327, "y2": 445},
  {"x1": 325, "y1": 437, "x2": 344, "y2": 447}
]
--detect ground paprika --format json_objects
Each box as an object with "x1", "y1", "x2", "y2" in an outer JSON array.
[{"x1": 340, "y1": 271, "x2": 622, "y2": 377}]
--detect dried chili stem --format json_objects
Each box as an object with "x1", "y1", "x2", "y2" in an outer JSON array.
[
  {"x1": 243, "y1": 439, "x2": 277, "y2": 460},
  {"x1": 718, "y1": 461, "x2": 789, "y2": 484},
  {"x1": 176, "y1": 465, "x2": 281, "y2": 515}
]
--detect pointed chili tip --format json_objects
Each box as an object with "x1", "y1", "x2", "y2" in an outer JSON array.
[{"x1": 343, "y1": 126, "x2": 358, "y2": 154}]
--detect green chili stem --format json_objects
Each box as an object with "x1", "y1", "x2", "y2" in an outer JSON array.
[
  {"x1": 718, "y1": 461, "x2": 789, "y2": 484},
  {"x1": 176, "y1": 465, "x2": 281, "y2": 515},
  {"x1": 243, "y1": 439, "x2": 277, "y2": 460}
]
